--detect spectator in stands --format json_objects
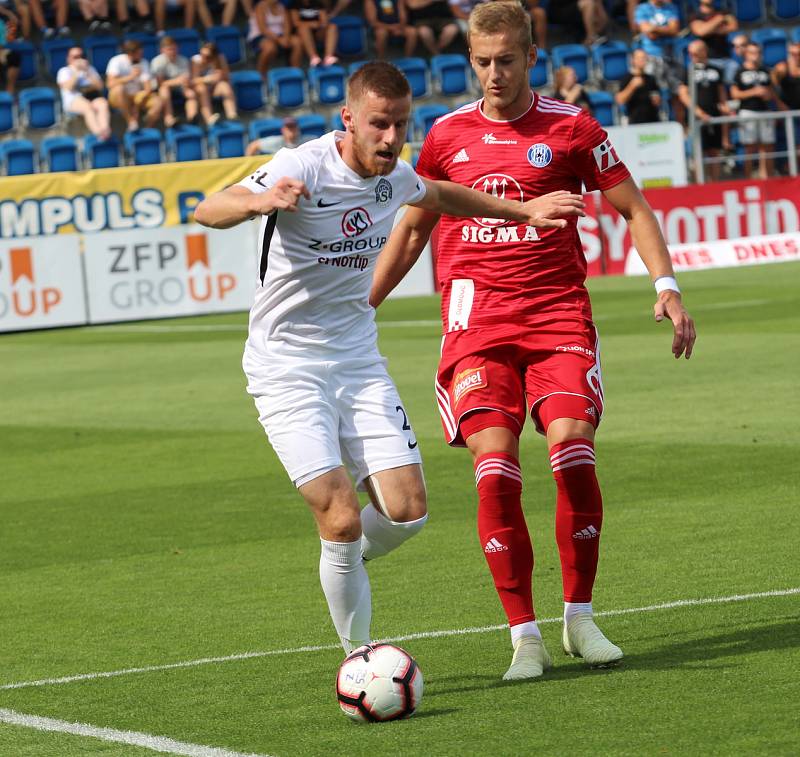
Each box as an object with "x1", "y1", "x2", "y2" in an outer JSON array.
[
  {"x1": 727, "y1": 33, "x2": 749, "y2": 85},
  {"x1": 523, "y1": 0, "x2": 547, "y2": 50},
  {"x1": 6, "y1": 0, "x2": 70, "y2": 39},
  {"x1": 152, "y1": 34, "x2": 198, "y2": 127},
  {"x1": 154, "y1": 0, "x2": 213, "y2": 32},
  {"x1": 773, "y1": 41, "x2": 800, "y2": 111},
  {"x1": 404, "y1": 0, "x2": 459, "y2": 55},
  {"x1": 79, "y1": 0, "x2": 112, "y2": 32},
  {"x1": 635, "y1": 0, "x2": 680, "y2": 91},
  {"x1": 545, "y1": 0, "x2": 607, "y2": 47},
  {"x1": 448, "y1": 0, "x2": 480, "y2": 44},
  {"x1": 57, "y1": 46, "x2": 112, "y2": 139},
  {"x1": 106, "y1": 39, "x2": 163, "y2": 131},
  {"x1": 732, "y1": 42, "x2": 777, "y2": 179},
  {"x1": 0, "y1": 37, "x2": 20, "y2": 94},
  {"x1": 688, "y1": 0, "x2": 737, "y2": 77},
  {"x1": 553, "y1": 65, "x2": 591, "y2": 112},
  {"x1": 364, "y1": 0, "x2": 417, "y2": 58},
  {"x1": 248, "y1": 0, "x2": 302, "y2": 76},
  {"x1": 616, "y1": 48, "x2": 662, "y2": 124},
  {"x1": 117, "y1": 0, "x2": 154, "y2": 33},
  {"x1": 290, "y1": 0, "x2": 338, "y2": 67},
  {"x1": 245, "y1": 115, "x2": 310, "y2": 155},
  {"x1": 678, "y1": 40, "x2": 730, "y2": 182},
  {"x1": 0, "y1": 4, "x2": 19, "y2": 42},
  {"x1": 221, "y1": 0, "x2": 253, "y2": 26},
  {"x1": 192, "y1": 41, "x2": 238, "y2": 123}
]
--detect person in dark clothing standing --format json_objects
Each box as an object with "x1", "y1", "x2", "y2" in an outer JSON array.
[{"x1": 616, "y1": 48, "x2": 661, "y2": 124}]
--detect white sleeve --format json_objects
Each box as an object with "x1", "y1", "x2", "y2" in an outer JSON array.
[
  {"x1": 237, "y1": 148, "x2": 308, "y2": 195},
  {"x1": 56, "y1": 67, "x2": 69, "y2": 85},
  {"x1": 397, "y1": 160, "x2": 427, "y2": 205}
]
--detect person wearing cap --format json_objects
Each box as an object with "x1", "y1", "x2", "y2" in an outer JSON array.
[{"x1": 246, "y1": 116, "x2": 310, "y2": 155}]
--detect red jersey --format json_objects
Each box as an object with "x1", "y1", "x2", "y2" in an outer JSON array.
[{"x1": 415, "y1": 93, "x2": 630, "y2": 329}]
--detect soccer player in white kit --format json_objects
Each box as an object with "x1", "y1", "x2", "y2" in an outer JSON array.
[{"x1": 195, "y1": 61, "x2": 587, "y2": 654}]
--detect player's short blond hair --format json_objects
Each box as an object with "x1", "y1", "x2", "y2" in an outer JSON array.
[
  {"x1": 468, "y1": 1, "x2": 533, "y2": 54},
  {"x1": 346, "y1": 61, "x2": 411, "y2": 109}
]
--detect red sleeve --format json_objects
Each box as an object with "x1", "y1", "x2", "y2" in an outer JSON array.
[
  {"x1": 568, "y1": 110, "x2": 630, "y2": 192},
  {"x1": 414, "y1": 125, "x2": 447, "y2": 181}
]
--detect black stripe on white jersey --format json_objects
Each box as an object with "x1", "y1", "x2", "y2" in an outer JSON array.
[{"x1": 259, "y1": 211, "x2": 278, "y2": 285}]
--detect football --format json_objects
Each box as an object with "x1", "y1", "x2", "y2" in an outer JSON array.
[{"x1": 335, "y1": 643, "x2": 423, "y2": 723}]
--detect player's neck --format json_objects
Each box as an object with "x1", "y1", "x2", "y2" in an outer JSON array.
[
  {"x1": 337, "y1": 135, "x2": 373, "y2": 179},
  {"x1": 480, "y1": 90, "x2": 534, "y2": 123}
]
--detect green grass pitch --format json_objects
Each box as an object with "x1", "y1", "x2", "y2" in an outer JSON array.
[{"x1": 1, "y1": 262, "x2": 798, "y2": 756}]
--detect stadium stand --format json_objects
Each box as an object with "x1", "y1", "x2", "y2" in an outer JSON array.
[
  {"x1": 332, "y1": 16, "x2": 367, "y2": 57},
  {"x1": 593, "y1": 41, "x2": 629, "y2": 83},
  {"x1": 551, "y1": 44, "x2": 591, "y2": 84},
  {"x1": 208, "y1": 120, "x2": 246, "y2": 157},
  {"x1": 205, "y1": 25, "x2": 244, "y2": 66},
  {"x1": 733, "y1": 0, "x2": 765, "y2": 23},
  {"x1": 308, "y1": 64, "x2": 347, "y2": 105},
  {"x1": 124, "y1": 128, "x2": 163, "y2": 165},
  {"x1": 249, "y1": 117, "x2": 284, "y2": 140},
  {"x1": 84, "y1": 35, "x2": 121, "y2": 74},
  {"x1": 586, "y1": 90, "x2": 616, "y2": 126},
  {"x1": 751, "y1": 27, "x2": 789, "y2": 66},
  {"x1": 19, "y1": 87, "x2": 58, "y2": 129},
  {"x1": 83, "y1": 134, "x2": 121, "y2": 168},
  {"x1": 166, "y1": 123, "x2": 205, "y2": 161},
  {"x1": 231, "y1": 69, "x2": 266, "y2": 111},
  {"x1": 123, "y1": 32, "x2": 160, "y2": 61},
  {"x1": 430, "y1": 54, "x2": 470, "y2": 95},
  {"x1": 413, "y1": 103, "x2": 448, "y2": 140},
  {"x1": 1, "y1": 139, "x2": 36, "y2": 175},
  {"x1": 0, "y1": 93, "x2": 16, "y2": 134},
  {"x1": 166, "y1": 28, "x2": 202, "y2": 59},
  {"x1": 773, "y1": 0, "x2": 800, "y2": 20},
  {"x1": 8, "y1": 41, "x2": 37, "y2": 82},
  {"x1": 393, "y1": 58, "x2": 429, "y2": 99},
  {"x1": 40, "y1": 135, "x2": 79, "y2": 172},
  {"x1": 268, "y1": 66, "x2": 306, "y2": 109},
  {"x1": 295, "y1": 113, "x2": 327, "y2": 138},
  {"x1": 529, "y1": 50, "x2": 550, "y2": 89}
]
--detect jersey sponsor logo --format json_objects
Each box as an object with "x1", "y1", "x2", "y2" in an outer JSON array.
[
  {"x1": 452, "y1": 148, "x2": 470, "y2": 163},
  {"x1": 317, "y1": 198, "x2": 342, "y2": 207},
  {"x1": 341, "y1": 207, "x2": 373, "y2": 237},
  {"x1": 556, "y1": 344, "x2": 596, "y2": 357},
  {"x1": 482, "y1": 133, "x2": 517, "y2": 145},
  {"x1": 470, "y1": 173, "x2": 523, "y2": 228},
  {"x1": 452, "y1": 365, "x2": 487, "y2": 405},
  {"x1": 250, "y1": 171, "x2": 268, "y2": 187},
  {"x1": 592, "y1": 138, "x2": 621, "y2": 173},
  {"x1": 527, "y1": 143, "x2": 553, "y2": 168},
  {"x1": 317, "y1": 253, "x2": 370, "y2": 271},
  {"x1": 308, "y1": 235, "x2": 388, "y2": 253},
  {"x1": 374, "y1": 178, "x2": 392, "y2": 205},
  {"x1": 460, "y1": 224, "x2": 540, "y2": 243}
]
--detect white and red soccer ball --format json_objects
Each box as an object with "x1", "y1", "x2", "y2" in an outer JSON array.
[{"x1": 335, "y1": 643, "x2": 423, "y2": 723}]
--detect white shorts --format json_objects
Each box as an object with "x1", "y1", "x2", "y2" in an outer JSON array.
[
  {"x1": 738, "y1": 110, "x2": 775, "y2": 146},
  {"x1": 243, "y1": 349, "x2": 422, "y2": 488}
]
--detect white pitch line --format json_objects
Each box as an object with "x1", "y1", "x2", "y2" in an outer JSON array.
[
  {"x1": 1, "y1": 588, "x2": 797, "y2": 693},
  {"x1": 0, "y1": 708, "x2": 274, "y2": 757}
]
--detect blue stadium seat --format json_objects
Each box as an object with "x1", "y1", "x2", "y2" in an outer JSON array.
[
  {"x1": 249, "y1": 117, "x2": 284, "y2": 140},
  {"x1": 123, "y1": 32, "x2": 159, "y2": 61},
  {"x1": 551, "y1": 44, "x2": 591, "y2": 84},
  {"x1": 673, "y1": 35, "x2": 696, "y2": 68},
  {"x1": 0, "y1": 92, "x2": 16, "y2": 134},
  {"x1": 330, "y1": 111, "x2": 344, "y2": 131},
  {"x1": 413, "y1": 103, "x2": 449, "y2": 140},
  {"x1": 268, "y1": 67, "x2": 306, "y2": 108},
  {"x1": 393, "y1": 57, "x2": 429, "y2": 99},
  {"x1": 332, "y1": 16, "x2": 367, "y2": 56},
  {"x1": 587, "y1": 90, "x2": 616, "y2": 126},
  {"x1": 84, "y1": 35, "x2": 120, "y2": 75},
  {"x1": 773, "y1": 0, "x2": 800, "y2": 18},
  {"x1": 231, "y1": 69, "x2": 266, "y2": 111},
  {"x1": 296, "y1": 113, "x2": 327, "y2": 138},
  {"x1": 208, "y1": 121, "x2": 246, "y2": 158},
  {"x1": 733, "y1": 0, "x2": 764, "y2": 22},
  {"x1": 84, "y1": 135, "x2": 121, "y2": 168},
  {"x1": 166, "y1": 124, "x2": 205, "y2": 161},
  {"x1": 751, "y1": 28, "x2": 788, "y2": 67},
  {"x1": 347, "y1": 60, "x2": 369, "y2": 76},
  {"x1": 19, "y1": 87, "x2": 58, "y2": 129},
  {"x1": 7, "y1": 41, "x2": 37, "y2": 81},
  {"x1": 1, "y1": 139, "x2": 36, "y2": 175},
  {"x1": 206, "y1": 25, "x2": 244, "y2": 66},
  {"x1": 308, "y1": 64, "x2": 347, "y2": 104},
  {"x1": 40, "y1": 135, "x2": 79, "y2": 172},
  {"x1": 793, "y1": 27, "x2": 800, "y2": 43},
  {"x1": 593, "y1": 41, "x2": 629, "y2": 83},
  {"x1": 431, "y1": 54, "x2": 470, "y2": 95},
  {"x1": 529, "y1": 49, "x2": 550, "y2": 88},
  {"x1": 124, "y1": 128, "x2": 163, "y2": 165},
  {"x1": 165, "y1": 28, "x2": 202, "y2": 59},
  {"x1": 43, "y1": 37, "x2": 77, "y2": 78}
]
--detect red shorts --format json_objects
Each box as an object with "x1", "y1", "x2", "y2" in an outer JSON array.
[{"x1": 435, "y1": 319, "x2": 604, "y2": 446}]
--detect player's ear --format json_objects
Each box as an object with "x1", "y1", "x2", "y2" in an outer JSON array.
[{"x1": 341, "y1": 105, "x2": 354, "y2": 132}]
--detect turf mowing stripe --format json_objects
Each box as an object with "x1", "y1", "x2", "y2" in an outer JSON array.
[
  {"x1": 0, "y1": 708, "x2": 274, "y2": 757},
  {"x1": 1, "y1": 588, "x2": 797, "y2": 692}
]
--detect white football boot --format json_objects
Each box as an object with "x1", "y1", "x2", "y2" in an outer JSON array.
[
  {"x1": 503, "y1": 636, "x2": 553, "y2": 680},
  {"x1": 562, "y1": 613, "x2": 623, "y2": 667}
]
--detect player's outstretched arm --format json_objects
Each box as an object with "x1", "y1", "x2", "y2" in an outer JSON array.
[
  {"x1": 370, "y1": 206, "x2": 440, "y2": 308},
  {"x1": 414, "y1": 179, "x2": 586, "y2": 228},
  {"x1": 603, "y1": 177, "x2": 696, "y2": 359},
  {"x1": 194, "y1": 179, "x2": 310, "y2": 229}
]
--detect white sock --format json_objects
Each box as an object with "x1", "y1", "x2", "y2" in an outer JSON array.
[
  {"x1": 564, "y1": 601, "x2": 593, "y2": 624},
  {"x1": 360, "y1": 503, "x2": 428, "y2": 561},
  {"x1": 510, "y1": 621, "x2": 541, "y2": 647},
  {"x1": 319, "y1": 538, "x2": 372, "y2": 653}
]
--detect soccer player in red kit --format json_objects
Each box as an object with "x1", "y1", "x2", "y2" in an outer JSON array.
[{"x1": 370, "y1": 1, "x2": 696, "y2": 680}]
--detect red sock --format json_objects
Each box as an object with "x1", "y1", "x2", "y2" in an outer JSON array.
[
  {"x1": 474, "y1": 452, "x2": 535, "y2": 625},
  {"x1": 550, "y1": 439, "x2": 603, "y2": 603}
]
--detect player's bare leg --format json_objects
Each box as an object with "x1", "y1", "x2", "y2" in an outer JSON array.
[
  {"x1": 300, "y1": 467, "x2": 372, "y2": 654},
  {"x1": 547, "y1": 417, "x2": 623, "y2": 667},
  {"x1": 466, "y1": 416, "x2": 551, "y2": 680},
  {"x1": 360, "y1": 463, "x2": 427, "y2": 561}
]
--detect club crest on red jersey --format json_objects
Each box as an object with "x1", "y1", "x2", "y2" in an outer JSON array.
[
  {"x1": 470, "y1": 173, "x2": 523, "y2": 228},
  {"x1": 341, "y1": 208, "x2": 373, "y2": 237},
  {"x1": 527, "y1": 143, "x2": 552, "y2": 168},
  {"x1": 592, "y1": 138, "x2": 621, "y2": 172}
]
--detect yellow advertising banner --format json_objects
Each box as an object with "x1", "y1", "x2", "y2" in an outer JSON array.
[{"x1": 0, "y1": 156, "x2": 267, "y2": 238}]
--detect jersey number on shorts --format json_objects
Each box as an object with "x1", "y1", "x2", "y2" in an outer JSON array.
[{"x1": 395, "y1": 405, "x2": 418, "y2": 450}]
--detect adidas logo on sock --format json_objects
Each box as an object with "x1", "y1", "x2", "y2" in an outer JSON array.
[
  {"x1": 484, "y1": 537, "x2": 508, "y2": 553},
  {"x1": 572, "y1": 525, "x2": 599, "y2": 540},
  {"x1": 452, "y1": 148, "x2": 470, "y2": 163}
]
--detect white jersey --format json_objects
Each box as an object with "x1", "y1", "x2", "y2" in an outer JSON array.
[{"x1": 238, "y1": 131, "x2": 426, "y2": 359}]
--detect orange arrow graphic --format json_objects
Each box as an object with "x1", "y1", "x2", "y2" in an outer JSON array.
[
  {"x1": 10, "y1": 248, "x2": 34, "y2": 285},
  {"x1": 185, "y1": 234, "x2": 209, "y2": 269}
]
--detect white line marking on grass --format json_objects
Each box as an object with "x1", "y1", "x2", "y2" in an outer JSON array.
[
  {"x1": 0, "y1": 708, "x2": 274, "y2": 757},
  {"x1": 2, "y1": 588, "x2": 797, "y2": 693}
]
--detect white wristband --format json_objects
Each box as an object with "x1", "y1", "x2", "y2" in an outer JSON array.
[{"x1": 654, "y1": 276, "x2": 680, "y2": 295}]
